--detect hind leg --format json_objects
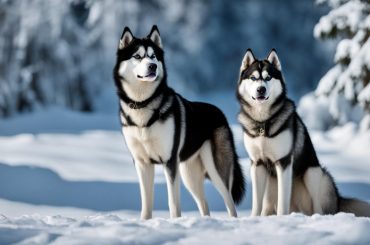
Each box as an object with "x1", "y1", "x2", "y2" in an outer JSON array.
[
  {"x1": 303, "y1": 167, "x2": 324, "y2": 214},
  {"x1": 304, "y1": 167, "x2": 339, "y2": 215},
  {"x1": 200, "y1": 141, "x2": 237, "y2": 217},
  {"x1": 179, "y1": 156, "x2": 210, "y2": 216}
]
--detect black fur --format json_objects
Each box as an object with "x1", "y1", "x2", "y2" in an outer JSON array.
[
  {"x1": 178, "y1": 99, "x2": 228, "y2": 161},
  {"x1": 113, "y1": 27, "x2": 245, "y2": 204},
  {"x1": 237, "y1": 54, "x2": 323, "y2": 177},
  {"x1": 238, "y1": 49, "x2": 370, "y2": 216}
]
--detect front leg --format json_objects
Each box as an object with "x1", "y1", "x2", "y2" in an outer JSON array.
[
  {"x1": 164, "y1": 162, "x2": 181, "y2": 218},
  {"x1": 135, "y1": 160, "x2": 155, "y2": 220},
  {"x1": 275, "y1": 156, "x2": 293, "y2": 215},
  {"x1": 250, "y1": 161, "x2": 268, "y2": 216}
]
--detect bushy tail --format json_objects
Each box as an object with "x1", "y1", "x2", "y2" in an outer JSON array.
[
  {"x1": 339, "y1": 197, "x2": 370, "y2": 217},
  {"x1": 231, "y1": 158, "x2": 245, "y2": 205},
  {"x1": 211, "y1": 126, "x2": 246, "y2": 205}
]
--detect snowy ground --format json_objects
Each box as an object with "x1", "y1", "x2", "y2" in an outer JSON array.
[{"x1": 0, "y1": 89, "x2": 369, "y2": 244}]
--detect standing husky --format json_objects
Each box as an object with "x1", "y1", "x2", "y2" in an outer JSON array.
[
  {"x1": 237, "y1": 48, "x2": 370, "y2": 217},
  {"x1": 113, "y1": 25, "x2": 245, "y2": 219}
]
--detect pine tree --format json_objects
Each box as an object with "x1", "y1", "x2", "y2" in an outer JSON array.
[{"x1": 314, "y1": 0, "x2": 370, "y2": 129}]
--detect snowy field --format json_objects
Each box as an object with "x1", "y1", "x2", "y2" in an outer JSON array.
[{"x1": 0, "y1": 89, "x2": 370, "y2": 244}]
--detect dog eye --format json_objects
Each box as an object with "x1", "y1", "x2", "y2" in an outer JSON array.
[
  {"x1": 265, "y1": 76, "x2": 272, "y2": 81},
  {"x1": 133, "y1": 54, "x2": 141, "y2": 59},
  {"x1": 250, "y1": 76, "x2": 257, "y2": 81},
  {"x1": 150, "y1": 54, "x2": 156, "y2": 59}
]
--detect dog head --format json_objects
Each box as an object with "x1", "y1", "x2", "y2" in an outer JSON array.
[
  {"x1": 237, "y1": 49, "x2": 286, "y2": 106},
  {"x1": 113, "y1": 25, "x2": 166, "y2": 101}
]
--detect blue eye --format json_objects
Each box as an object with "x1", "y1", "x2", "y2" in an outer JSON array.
[
  {"x1": 133, "y1": 54, "x2": 141, "y2": 59},
  {"x1": 265, "y1": 76, "x2": 272, "y2": 81},
  {"x1": 150, "y1": 54, "x2": 156, "y2": 59},
  {"x1": 250, "y1": 76, "x2": 257, "y2": 81}
]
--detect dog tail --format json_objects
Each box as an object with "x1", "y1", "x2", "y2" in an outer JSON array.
[
  {"x1": 339, "y1": 197, "x2": 370, "y2": 217},
  {"x1": 211, "y1": 126, "x2": 246, "y2": 205},
  {"x1": 231, "y1": 156, "x2": 245, "y2": 205},
  {"x1": 225, "y1": 125, "x2": 246, "y2": 205}
]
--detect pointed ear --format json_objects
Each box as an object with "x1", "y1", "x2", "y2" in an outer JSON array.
[
  {"x1": 241, "y1": 49, "x2": 255, "y2": 71},
  {"x1": 119, "y1": 27, "x2": 133, "y2": 50},
  {"x1": 148, "y1": 25, "x2": 162, "y2": 48},
  {"x1": 267, "y1": 49, "x2": 281, "y2": 71}
]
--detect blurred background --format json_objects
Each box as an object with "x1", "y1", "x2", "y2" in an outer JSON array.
[
  {"x1": 0, "y1": 0, "x2": 334, "y2": 116},
  {"x1": 0, "y1": 0, "x2": 369, "y2": 216}
]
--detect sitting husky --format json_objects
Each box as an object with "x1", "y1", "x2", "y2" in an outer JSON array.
[
  {"x1": 237, "y1": 48, "x2": 370, "y2": 217},
  {"x1": 113, "y1": 25, "x2": 245, "y2": 219}
]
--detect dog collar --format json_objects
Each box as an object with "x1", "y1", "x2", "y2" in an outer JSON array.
[
  {"x1": 118, "y1": 82, "x2": 169, "y2": 110},
  {"x1": 258, "y1": 126, "x2": 265, "y2": 136}
]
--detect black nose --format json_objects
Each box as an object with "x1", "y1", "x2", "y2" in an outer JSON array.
[
  {"x1": 148, "y1": 63, "x2": 157, "y2": 72},
  {"x1": 257, "y1": 86, "x2": 266, "y2": 95}
]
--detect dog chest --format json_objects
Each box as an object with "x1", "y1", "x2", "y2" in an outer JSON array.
[
  {"x1": 243, "y1": 129, "x2": 293, "y2": 163},
  {"x1": 123, "y1": 117, "x2": 175, "y2": 163}
]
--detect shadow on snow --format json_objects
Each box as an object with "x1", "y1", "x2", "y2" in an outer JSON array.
[{"x1": 0, "y1": 163, "x2": 369, "y2": 212}]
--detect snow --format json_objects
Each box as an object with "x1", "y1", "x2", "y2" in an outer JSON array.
[
  {"x1": 313, "y1": 0, "x2": 369, "y2": 128},
  {"x1": 0, "y1": 88, "x2": 369, "y2": 244},
  {"x1": 314, "y1": 0, "x2": 365, "y2": 39},
  {"x1": 1, "y1": 212, "x2": 370, "y2": 245},
  {"x1": 298, "y1": 92, "x2": 334, "y2": 131}
]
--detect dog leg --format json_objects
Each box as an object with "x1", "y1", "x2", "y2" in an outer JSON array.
[
  {"x1": 179, "y1": 157, "x2": 210, "y2": 216},
  {"x1": 250, "y1": 162, "x2": 268, "y2": 216},
  {"x1": 275, "y1": 160, "x2": 293, "y2": 215},
  {"x1": 261, "y1": 176, "x2": 277, "y2": 216},
  {"x1": 200, "y1": 141, "x2": 237, "y2": 217},
  {"x1": 303, "y1": 167, "x2": 324, "y2": 214},
  {"x1": 164, "y1": 163, "x2": 181, "y2": 218},
  {"x1": 135, "y1": 161, "x2": 154, "y2": 220}
]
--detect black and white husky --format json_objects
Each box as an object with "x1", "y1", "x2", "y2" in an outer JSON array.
[
  {"x1": 113, "y1": 25, "x2": 245, "y2": 219},
  {"x1": 237, "y1": 48, "x2": 370, "y2": 217}
]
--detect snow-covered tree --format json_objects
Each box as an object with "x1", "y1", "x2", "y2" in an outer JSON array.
[
  {"x1": 313, "y1": 0, "x2": 370, "y2": 129},
  {"x1": 0, "y1": 0, "x2": 334, "y2": 117}
]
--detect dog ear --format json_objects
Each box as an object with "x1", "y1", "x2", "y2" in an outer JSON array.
[
  {"x1": 267, "y1": 49, "x2": 281, "y2": 71},
  {"x1": 119, "y1": 27, "x2": 134, "y2": 50},
  {"x1": 241, "y1": 49, "x2": 255, "y2": 71},
  {"x1": 148, "y1": 25, "x2": 162, "y2": 48}
]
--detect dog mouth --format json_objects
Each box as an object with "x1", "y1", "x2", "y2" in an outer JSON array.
[
  {"x1": 137, "y1": 72, "x2": 157, "y2": 79},
  {"x1": 252, "y1": 96, "x2": 269, "y2": 101}
]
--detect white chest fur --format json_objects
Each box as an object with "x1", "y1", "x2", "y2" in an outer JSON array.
[
  {"x1": 123, "y1": 117, "x2": 175, "y2": 164},
  {"x1": 243, "y1": 129, "x2": 293, "y2": 163}
]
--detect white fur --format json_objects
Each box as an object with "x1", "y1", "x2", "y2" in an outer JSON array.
[
  {"x1": 267, "y1": 50, "x2": 281, "y2": 71},
  {"x1": 164, "y1": 165, "x2": 181, "y2": 218},
  {"x1": 123, "y1": 117, "x2": 175, "y2": 164},
  {"x1": 251, "y1": 71, "x2": 260, "y2": 79},
  {"x1": 134, "y1": 161, "x2": 154, "y2": 219},
  {"x1": 179, "y1": 157, "x2": 209, "y2": 216},
  {"x1": 303, "y1": 167, "x2": 328, "y2": 214},
  {"x1": 261, "y1": 176, "x2": 277, "y2": 216},
  {"x1": 240, "y1": 50, "x2": 255, "y2": 71},
  {"x1": 119, "y1": 29, "x2": 133, "y2": 49},
  {"x1": 275, "y1": 161, "x2": 293, "y2": 215},
  {"x1": 200, "y1": 141, "x2": 237, "y2": 217},
  {"x1": 118, "y1": 47, "x2": 164, "y2": 103},
  {"x1": 261, "y1": 70, "x2": 269, "y2": 80},
  {"x1": 243, "y1": 129, "x2": 293, "y2": 163},
  {"x1": 239, "y1": 77, "x2": 282, "y2": 106},
  {"x1": 149, "y1": 28, "x2": 162, "y2": 48},
  {"x1": 243, "y1": 127, "x2": 293, "y2": 217},
  {"x1": 250, "y1": 164, "x2": 268, "y2": 216}
]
